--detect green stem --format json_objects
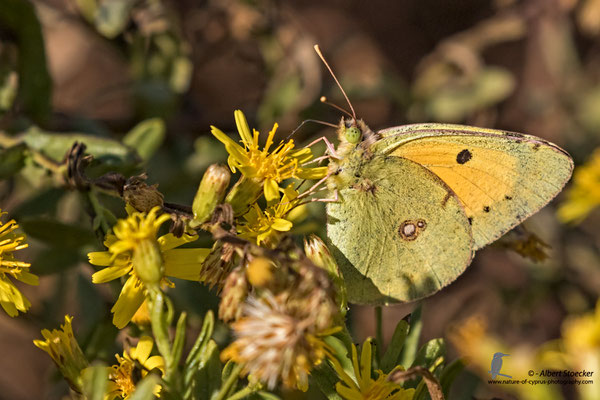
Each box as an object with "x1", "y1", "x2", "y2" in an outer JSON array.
[
  {"x1": 225, "y1": 386, "x2": 255, "y2": 400},
  {"x1": 214, "y1": 363, "x2": 243, "y2": 400},
  {"x1": 87, "y1": 189, "x2": 111, "y2": 236},
  {"x1": 149, "y1": 289, "x2": 176, "y2": 380},
  {"x1": 375, "y1": 306, "x2": 383, "y2": 363}
]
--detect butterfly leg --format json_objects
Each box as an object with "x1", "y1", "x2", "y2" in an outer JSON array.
[
  {"x1": 305, "y1": 136, "x2": 340, "y2": 159},
  {"x1": 297, "y1": 172, "x2": 333, "y2": 200},
  {"x1": 311, "y1": 189, "x2": 339, "y2": 203}
]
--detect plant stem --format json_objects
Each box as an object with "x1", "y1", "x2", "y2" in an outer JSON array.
[
  {"x1": 214, "y1": 363, "x2": 243, "y2": 400},
  {"x1": 226, "y1": 386, "x2": 254, "y2": 400},
  {"x1": 375, "y1": 305, "x2": 383, "y2": 363}
]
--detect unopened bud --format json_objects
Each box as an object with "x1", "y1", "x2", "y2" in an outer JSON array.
[
  {"x1": 225, "y1": 176, "x2": 263, "y2": 216},
  {"x1": 191, "y1": 164, "x2": 231, "y2": 227},
  {"x1": 133, "y1": 239, "x2": 164, "y2": 286},
  {"x1": 304, "y1": 234, "x2": 347, "y2": 314}
]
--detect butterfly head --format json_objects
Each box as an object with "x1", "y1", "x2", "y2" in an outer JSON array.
[{"x1": 337, "y1": 118, "x2": 380, "y2": 156}]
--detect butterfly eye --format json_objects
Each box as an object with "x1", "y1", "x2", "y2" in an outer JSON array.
[{"x1": 345, "y1": 127, "x2": 361, "y2": 143}]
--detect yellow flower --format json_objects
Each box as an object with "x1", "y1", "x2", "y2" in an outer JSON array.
[
  {"x1": 221, "y1": 293, "x2": 339, "y2": 391},
  {"x1": 88, "y1": 207, "x2": 210, "y2": 328},
  {"x1": 332, "y1": 338, "x2": 414, "y2": 400},
  {"x1": 558, "y1": 148, "x2": 600, "y2": 224},
  {"x1": 211, "y1": 110, "x2": 327, "y2": 202},
  {"x1": 0, "y1": 210, "x2": 38, "y2": 317},
  {"x1": 238, "y1": 185, "x2": 301, "y2": 247},
  {"x1": 33, "y1": 315, "x2": 88, "y2": 392},
  {"x1": 106, "y1": 336, "x2": 165, "y2": 399}
]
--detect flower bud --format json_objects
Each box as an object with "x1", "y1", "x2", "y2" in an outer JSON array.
[
  {"x1": 191, "y1": 164, "x2": 231, "y2": 227},
  {"x1": 304, "y1": 234, "x2": 347, "y2": 314},
  {"x1": 33, "y1": 315, "x2": 88, "y2": 393},
  {"x1": 133, "y1": 239, "x2": 164, "y2": 286},
  {"x1": 225, "y1": 176, "x2": 263, "y2": 216}
]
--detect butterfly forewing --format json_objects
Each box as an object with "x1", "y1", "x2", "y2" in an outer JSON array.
[{"x1": 375, "y1": 123, "x2": 573, "y2": 249}]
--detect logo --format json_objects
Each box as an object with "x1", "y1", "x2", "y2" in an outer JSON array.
[{"x1": 489, "y1": 352, "x2": 512, "y2": 379}]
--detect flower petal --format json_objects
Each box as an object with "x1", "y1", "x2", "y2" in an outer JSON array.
[
  {"x1": 264, "y1": 179, "x2": 280, "y2": 204},
  {"x1": 15, "y1": 271, "x2": 39, "y2": 285},
  {"x1": 296, "y1": 166, "x2": 328, "y2": 180},
  {"x1": 131, "y1": 336, "x2": 153, "y2": 363},
  {"x1": 111, "y1": 276, "x2": 145, "y2": 329},
  {"x1": 92, "y1": 265, "x2": 129, "y2": 283},
  {"x1": 211, "y1": 126, "x2": 249, "y2": 164},
  {"x1": 271, "y1": 218, "x2": 293, "y2": 232},
  {"x1": 234, "y1": 110, "x2": 253, "y2": 145},
  {"x1": 164, "y1": 248, "x2": 210, "y2": 280},
  {"x1": 145, "y1": 355, "x2": 165, "y2": 372},
  {"x1": 87, "y1": 251, "x2": 112, "y2": 267},
  {"x1": 158, "y1": 233, "x2": 198, "y2": 251}
]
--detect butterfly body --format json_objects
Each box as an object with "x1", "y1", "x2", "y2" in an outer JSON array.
[{"x1": 326, "y1": 120, "x2": 573, "y2": 305}]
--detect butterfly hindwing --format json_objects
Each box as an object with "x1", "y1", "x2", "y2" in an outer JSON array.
[
  {"x1": 375, "y1": 124, "x2": 574, "y2": 249},
  {"x1": 326, "y1": 150, "x2": 473, "y2": 304}
]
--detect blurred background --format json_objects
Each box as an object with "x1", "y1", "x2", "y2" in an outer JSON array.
[{"x1": 2, "y1": 0, "x2": 600, "y2": 398}]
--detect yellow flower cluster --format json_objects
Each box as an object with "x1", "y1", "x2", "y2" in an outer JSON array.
[
  {"x1": 88, "y1": 207, "x2": 210, "y2": 328},
  {"x1": 332, "y1": 338, "x2": 414, "y2": 400},
  {"x1": 211, "y1": 110, "x2": 327, "y2": 202},
  {"x1": 106, "y1": 336, "x2": 165, "y2": 399},
  {"x1": 0, "y1": 210, "x2": 38, "y2": 317},
  {"x1": 558, "y1": 148, "x2": 600, "y2": 224}
]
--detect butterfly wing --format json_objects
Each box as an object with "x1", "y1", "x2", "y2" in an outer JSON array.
[
  {"x1": 326, "y1": 152, "x2": 473, "y2": 304},
  {"x1": 375, "y1": 123, "x2": 573, "y2": 250}
]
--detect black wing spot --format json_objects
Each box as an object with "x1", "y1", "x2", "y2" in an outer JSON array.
[
  {"x1": 505, "y1": 195, "x2": 512, "y2": 200},
  {"x1": 483, "y1": 206, "x2": 490, "y2": 213},
  {"x1": 456, "y1": 149, "x2": 472, "y2": 164}
]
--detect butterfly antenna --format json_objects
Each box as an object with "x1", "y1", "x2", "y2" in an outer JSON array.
[
  {"x1": 285, "y1": 119, "x2": 338, "y2": 141},
  {"x1": 320, "y1": 96, "x2": 353, "y2": 118},
  {"x1": 314, "y1": 44, "x2": 357, "y2": 122}
]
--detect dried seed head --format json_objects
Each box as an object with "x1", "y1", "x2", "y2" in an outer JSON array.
[{"x1": 219, "y1": 267, "x2": 249, "y2": 322}]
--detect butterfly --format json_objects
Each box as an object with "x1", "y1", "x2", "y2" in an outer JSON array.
[{"x1": 312, "y1": 46, "x2": 574, "y2": 305}]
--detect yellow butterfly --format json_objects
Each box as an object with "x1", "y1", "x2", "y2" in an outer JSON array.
[{"x1": 314, "y1": 46, "x2": 574, "y2": 305}]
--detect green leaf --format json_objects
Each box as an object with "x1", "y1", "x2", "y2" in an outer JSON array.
[
  {"x1": 81, "y1": 363, "x2": 109, "y2": 400},
  {"x1": 199, "y1": 340, "x2": 222, "y2": 400},
  {"x1": 439, "y1": 358, "x2": 465, "y2": 398},
  {"x1": 20, "y1": 217, "x2": 96, "y2": 248},
  {"x1": 171, "y1": 312, "x2": 187, "y2": 369},
  {"x1": 129, "y1": 374, "x2": 160, "y2": 400},
  {"x1": 254, "y1": 392, "x2": 282, "y2": 400},
  {"x1": 0, "y1": 0, "x2": 52, "y2": 121},
  {"x1": 94, "y1": 0, "x2": 134, "y2": 39},
  {"x1": 311, "y1": 362, "x2": 344, "y2": 400},
  {"x1": 400, "y1": 304, "x2": 423, "y2": 368},
  {"x1": 0, "y1": 143, "x2": 27, "y2": 179},
  {"x1": 123, "y1": 118, "x2": 166, "y2": 161},
  {"x1": 23, "y1": 127, "x2": 140, "y2": 168},
  {"x1": 411, "y1": 338, "x2": 445, "y2": 370},
  {"x1": 31, "y1": 247, "x2": 82, "y2": 275},
  {"x1": 0, "y1": 70, "x2": 18, "y2": 112},
  {"x1": 11, "y1": 187, "x2": 64, "y2": 219},
  {"x1": 74, "y1": 0, "x2": 98, "y2": 23},
  {"x1": 381, "y1": 320, "x2": 410, "y2": 372},
  {"x1": 324, "y1": 335, "x2": 354, "y2": 381}
]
